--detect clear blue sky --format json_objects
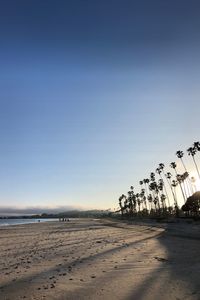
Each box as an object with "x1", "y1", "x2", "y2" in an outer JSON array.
[{"x1": 0, "y1": 0, "x2": 200, "y2": 212}]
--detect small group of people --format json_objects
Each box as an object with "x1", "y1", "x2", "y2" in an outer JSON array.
[{"x1": 59, "y1": 218, "x2": 70, "y2": 222}]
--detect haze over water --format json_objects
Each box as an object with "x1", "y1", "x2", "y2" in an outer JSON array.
[{"x1": 0, "y1": 218, "x2": 58, "y2": 227}]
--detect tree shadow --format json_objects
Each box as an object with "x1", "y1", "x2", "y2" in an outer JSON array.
[
  {"x1": 55, "y1": 223, "x2": 200, "y2": 300},
  {"x1": 0, "y1": 230, "x2": 161, "y2": 296},
  {"x1": 125, "y1": 224, "x2": 200, "y2": 300},
  {"x1": 2, "y1": 222, "x2": 200, "y2": 300}
]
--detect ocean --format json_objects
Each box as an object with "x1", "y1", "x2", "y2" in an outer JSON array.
[{"x1": 0, "y1": 218, "x2": 58, "y2": 226}]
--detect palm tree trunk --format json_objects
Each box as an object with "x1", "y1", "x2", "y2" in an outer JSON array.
[
  {"x1": 159, "y1": 173, "x2": 170, "y2": 208},
  {"x1": 180, "y1": 158, "x2": 193, "y2": 195},
  {"x1": 144, "y1": 183, "x2": 150, "y2": 211},
  {"x1": 174, "y1": 169, "x2": 186, "y2": 203},
  {"x1": 193, "y1": 156, "x2": 200, "y2": 181},
  {"x1": 165, "y1": 176, "x2": 177, "y2": 208},
  {"x1": 182, "y1": 181, "x2": 188, "y2": 201},
  {"x1": 173, "y1": 186, "x2": 178, "y2": 207}
]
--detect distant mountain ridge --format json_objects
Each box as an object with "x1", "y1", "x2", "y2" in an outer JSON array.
[{"x1": 0, "y1": 209, "x2": 112, "y2": 219}]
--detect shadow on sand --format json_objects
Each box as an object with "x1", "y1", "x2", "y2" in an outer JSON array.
[
  {"x1": 1, "y1": 221, "x2": 200, "y2": 300},
  {"x1": 125, "y1": 223, "x2": 200, "y2": 300}
]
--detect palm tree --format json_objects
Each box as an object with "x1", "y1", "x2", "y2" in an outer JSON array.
[
  {"x1": 130, "y1": 186, "x2": 137, "y2": 213},
  {"x1": 159, "y1": 163, "x2": 165, "y2": 174},
  {"x1": 176, "y1": 150, "x2": 193, "y2": 195},
  {"x1": 160, "y1": 194, "x2": 166, "y2": 209},
  {"x1": 147, "y1": 194, "x2": 153, "y2": 211},
  {"x1": 170, "y1": 162, "x2": 177, "y2": 171},
  {"x1": 157, "y1": 178, "x2": 167, "y2": 211},
  {"x1": 182, "y1": 172, "x2": 191, "y2": 198},
  {"x1": 171, "y1": 180, "x2": 179, "y2": 216},
  {"x1": 150, "y1": 172, "x2": 155, "y2": 182},
  {"x1": 153, "y1": 196, "x2": 159, "y2": 212},
  {"x1": 143, "y1": 178, "x2": 150, "y2": 211},
  {"x1": 187, "y1": 146, "x2": 200, "y2": 181},
  {"x1": 135, "y1": 193, "x2": 141, "y2": 213},
  {"x1": 140, "y1": 188, "x2": 147, "y2": 211},
  {"x1": 149, "y1": 182, "x2": 155, "y2": 202},
  {"x1": 165, "y1": 172, "x2": 178, "y2": 208},
  {"x1": 118, "y1": 195, "x2": 124, "y2": 216},
  {"x1": 149, "y1": 181, "x2": 161, "y2": 211},
  {"x1": 127, "y1": 191, "x2": 133, "y2": 217},
  {"x1": 176, "y1": 151, "x2": 186, "y2": 171},
  {"x1": 123, "y1": 195, "x2": 128, "y2": 215},
  {"x1": 156, "y1": 164, "x2": 170, "y2": 207},
  {"x1": 170, "y1": 162, "x2": 186, "y2": 202},
  {"x1": 172, "y1": 180, "x2": 178, "y2": 208},
  {"x1": 194, "y1": 141, "x2": 200, "y2": 151},
  {"x1": 176, "y1": 174, "x2": 187, "y2": 203},
  {"x1": 139, "y1": 180, "x2": 143, "y2": 187}
]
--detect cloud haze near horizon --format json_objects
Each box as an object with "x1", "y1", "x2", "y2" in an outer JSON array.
[{"x1": 0, "y1": 205, "x2": 87, "y2": 216}]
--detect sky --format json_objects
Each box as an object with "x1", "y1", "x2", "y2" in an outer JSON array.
[{"x1": 0, "y1": 0, "x2": 200, "y2": 213}]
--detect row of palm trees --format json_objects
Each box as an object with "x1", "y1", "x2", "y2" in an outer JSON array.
[{"x1": 118, "y1": 141, "x2": 200, "y2": 217}]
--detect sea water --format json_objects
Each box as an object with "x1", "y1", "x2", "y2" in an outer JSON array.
[{"x1": 0, "y1": 218, "x2": 58, "y2": 226}]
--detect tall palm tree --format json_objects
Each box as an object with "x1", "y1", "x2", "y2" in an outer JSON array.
[
  {"x1": 171, "y1": 180, "x2": 179, "y2": 215},
  {"x1": 176, "y1": 150, "x2": 193, "y2": 195},
  {"x1": 118, "y1": 195, "x2": 124, "y2": 216},
  {"x1": 170, "y1": 162, "x2": 186, "y2": 202},
  {"x1": 157, "y1": 179, "x2": 167, "y2": 210},
  {"x1": 176, "y1": 151, "x2": 186, "y2": 171},
  {"x1": 156, "y1": 164, "x2": 170, "y2": 207},
  {"x1": 143, "y1": 179, "x2": 150, "y2": 195},
  {"x1": 176, "y1": 174, "x2": 187, "y2": 203},
  {"x1": 139, "y1": 180, "x2": 143, "y2": 187},
  {"x1": 130, "y1": 186, "x2": 137, "y2": 213},
  {"x1": 171, "y1": 180, "x2": 178, "y2": 207},
  {"x1": 194, "y1": 141, "x2": 200, "y2": 151},
  {"x1": 182, "y1": 172, "x2": 191, "y2": 198},
  {"x1": 135, "y1": 193, "x2": 141, "y2": 213},
  {"x1": 140, "y1": 188, "x2": 147, "y2": 211},
  {"x1": 187, "y1": 146, "x2": 200, "y2": 181},
  {"x1": 170, "y1": 162, "x2": 177, "y2": 171},
  {"x1": 153, "y1": 196, "x2": 159, "y2": 212},
  {"x1": 143, "y1": 178, "x2": 150, "y2": 211},
  {"x1": 150, "y1": 172, "x2": 155, "y2": 182},
  {"x1": 165, "y1": 172, "x2": 178, "y2": 208},
  {"x1": 127, "y1": 191, "x2": 133, "y2": 217},
  {"x1": 147, "y1": 194, "x2": 153, "y2": 211},
  {"x1": 149, "y1": 181, "x2": 161, "y2": 211},
  {"x1": 160, "y1": 194, "x2": 166, "y2": 209},
  {"x1": 123, "y1": 195, "x2": 128, "y2": 215}
]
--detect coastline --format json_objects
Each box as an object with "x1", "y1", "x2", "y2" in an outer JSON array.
[
  {"x1": 0, "y1": 218, "x2": 59, "y2": 227},
  {"x1": 0, "y1": 218, "x2": 200, "y2": 300}
]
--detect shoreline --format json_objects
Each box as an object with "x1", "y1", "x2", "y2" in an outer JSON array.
[{"x1": 0, "y1": 218, "x2": 59, "y2": 227}]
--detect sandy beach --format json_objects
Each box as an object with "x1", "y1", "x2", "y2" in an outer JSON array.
[{"x1": 0, "y1": 218, "x2": 200, "y2": 300}]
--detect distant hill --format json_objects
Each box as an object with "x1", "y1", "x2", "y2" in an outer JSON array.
[{"x1": 0, "y1": 209, "x2": 112, "y2": 219}]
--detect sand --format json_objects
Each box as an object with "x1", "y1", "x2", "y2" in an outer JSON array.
[{"x1": 0, "y1": 218, "x2": 200, "y2": 300}]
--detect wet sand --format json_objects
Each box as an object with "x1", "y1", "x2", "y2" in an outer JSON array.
[{"x1": 0, "y1": 218, "x2": 200, "y2": 300}]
